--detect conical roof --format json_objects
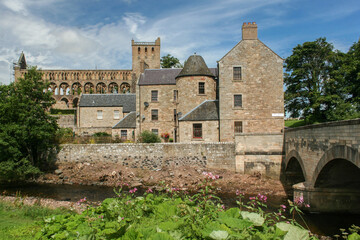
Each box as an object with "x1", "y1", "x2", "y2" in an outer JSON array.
[{"x1": 176, "y1": 54, "x2": 214, "y2": 79}]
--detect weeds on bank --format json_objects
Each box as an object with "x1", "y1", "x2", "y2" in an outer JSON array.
[{"x1": 34, "y1": 172, "x2": 330, "y2": 240}]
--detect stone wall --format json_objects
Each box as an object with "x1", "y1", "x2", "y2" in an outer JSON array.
[
  {"x1": 78, "y1": 106, "x2": 124, "y2": 128},
  {"x1": 179, "y1": 120, "x2": 219, "y2": 142},
  {"x1": 53, "y1": 115, "x2": 76, "y2": 129},
  {"x1": 235, "y1": 133, "x2": 284, "y2": 178},
  {"x1": 57, "y1": 142, "x2": 236, "y2": 171}
]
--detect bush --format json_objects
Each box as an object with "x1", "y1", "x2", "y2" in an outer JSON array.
[
  {"x1": 138, "y1": 130, "x2": 161, "y2": 143},
  {"x1": 50, "y1": 109, "x2": 75, "y2": 115},
  {"x1": 92, "y1": 132, "x2": 111, "y2": 137}
]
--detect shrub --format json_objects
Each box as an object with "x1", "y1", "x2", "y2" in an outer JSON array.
[
  {"x1": 92, "y1": 132, "x2": 111, "y2": 137},
  {"x1": 138, "y1": 130, "x2": 161, "y2": 143},
  {"x1": 50, "y1": 109, "x2": 76, "y2": 115}
]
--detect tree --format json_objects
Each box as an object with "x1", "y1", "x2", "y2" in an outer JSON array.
[
  {"x1": 160, "y1": 54, "x2": 183, "y2": 68},
  {"x1": 342, "y1": 39, "x2": 360, "y2": 111},
  {"x1": 0, "y1": 67, "x2": 59, "y2": 182},
  {"x1": 284, "y1": 38, "x2": 354, "y2": 123}
]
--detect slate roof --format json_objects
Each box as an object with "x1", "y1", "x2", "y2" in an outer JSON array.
[
  {"x1": 138, "y1": 68, "x2": 218, "y2": 86},
  {"x1": 138, "y1": 69, "x2": 181, "y2": 85},
  {"x1": 176, "y1": 55, "x2": 215, "y2": 79},
  {"x1": 79, "y1": 94, "x2": 136, "y2": 112},
  {"x1": 113, "y1": 111, "x2": 136, "y2": 129},
  {"x1": 179, "y1": 100, "x2": 219, "y2": 121}
]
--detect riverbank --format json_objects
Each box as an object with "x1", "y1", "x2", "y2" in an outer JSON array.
[{"x1": 34, "y1": 162, "x2": 287, "y2": 197}]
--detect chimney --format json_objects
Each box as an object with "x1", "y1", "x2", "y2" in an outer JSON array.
[{"x1": 242, "y1": 22, "x2": 257, "y2": 40}]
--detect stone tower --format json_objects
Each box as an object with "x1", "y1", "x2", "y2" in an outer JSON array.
[
  {"x1": 175, "y1": 54, "x2": 216, "y2": 117},
  {"x1": 13, "y1": 52, "x2": 27, "y2": 82},
  {"x1": 131, "y1": 37, "x2": 161, "y2": 79}
]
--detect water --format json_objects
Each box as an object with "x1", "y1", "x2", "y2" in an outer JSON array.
[{"x1": 1, "y1": 183, "x2": 359, "y2": 237}]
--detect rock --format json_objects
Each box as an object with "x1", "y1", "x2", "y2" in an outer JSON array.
[
  {"x1": 64, "y1": 176, "x2": 69, "y2": 180},
  {"x1": 55, "y1": 169, "x2": 63, "y2": 175},
  {"x1": 169, "y1": 172, "x2": 174, "y2": 177},
  {"x1": 131, "y1": 182, "x2": 143, "y2": 188},
  {"x1": 59, "y1": 175, "x2": 64, "y2": 179}
]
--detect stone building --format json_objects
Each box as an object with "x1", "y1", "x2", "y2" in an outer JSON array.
[
  {"x1": 14, "y1": 22, "x2": 284, "y2": 147},
  {"x1": 13, "y1": 38, "x2": 161, "y2": 109}
]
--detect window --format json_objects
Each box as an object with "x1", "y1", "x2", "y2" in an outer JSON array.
[
  {"x1": 152, "y1": 129, "x2": 159, "y2": 136},
  {"x1": 234, "y1": 121, "x2": 243, "y2": 133},
  {"x1": 151, "y1": 90, "x2": 158, "y2": 102},
  {"x1": 233, "y1": 67, "x2": 242, "y2": 81},
  {"x1": 151, "y1": 109, "x2": 158, "y2": 121},
  {"x1": 234, "y1": 94, "x2": 242, "y2": 108},
  {"x1": 198, "y1": 82, "x2": 205, "y2": 94},
  {"x1": 97, "y1": 110, "x2": 103, "y2": 120},
  {"x1": 193, "y1": 123, "x2": 202, "y2": 138},
  {"x1": 114, "y1": 110, "x2": 120, "y2": 119},
  {"x1": 174, "y1": 109, "x2": 177, "y2": 122},
  {"x1": 121, "y1": 130, "x2": 127, "y2": 139},
  {"x1": 173, "y1": 90, "x2": 178, "y2": 101}
]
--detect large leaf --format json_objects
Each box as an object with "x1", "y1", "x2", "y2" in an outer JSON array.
[
  {"x1": 240, "y1": 211, "x2": 264, "y2": 226},
  {"x1": 209, "y1": 230, "x2": 229, "y2": 240},
  {"x1": 276, "y1": 222, "x2": 309, "y2": 240}
]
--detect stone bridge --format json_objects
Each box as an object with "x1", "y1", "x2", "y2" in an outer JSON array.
[{"x1": 283, "y1": 118, "x2": 360, "y2": 213}]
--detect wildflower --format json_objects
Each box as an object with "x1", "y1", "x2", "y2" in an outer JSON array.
[
  {"x1": 280, "y1": 204, "x2": 287, "y2": 211},
  {"x1": 305, "y1": 204, "x2": 310, "y2": 208},
  {"x1": 249, "y1": 197, "x2": 256, "y2": 200},
  {"x1": 221, "y1": 205, "x2": 225, "y2": 210},
  {"x1": 129, "y1": 188, "x2": 138, "y2": 194},
  {"x1": 294, "y1": 196, "x2": 304, "y2": 205},
  {"x1": 99, "y1": 215, "x2": 104, "y2": 219},
  {"x1": 146, "y1": 188, "x2": 153, "y2": 193}
]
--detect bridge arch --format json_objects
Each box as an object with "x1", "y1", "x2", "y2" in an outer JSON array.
[
  {"x1": 311, "y1": 145, "x2": 360, "y2": 188},
  {"x1": 282, "y1": 150, "x2": 307, "y2": 196}
]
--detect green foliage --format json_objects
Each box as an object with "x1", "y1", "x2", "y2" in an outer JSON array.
[
  {"x1": 161, "y1": 54, "x2": 183, "y2": 68},
  {"x1": 50, "y1": 109, "x2": 76, "y2": 115},
  {"x1": 285, "y1": 37, "x2": 360, "y2": 123},
  {"x1": 0, "y1": 200, "x2": 71, "y2": 239},
  {"x1": 35, "y1": 179, "x2": 319, "y2": 240},
  {"x1": 0, "y1": 67, "x2": 59, "y2": 183},
  {"x1": 138, "y1": 130, "x2": 161, "y2": 143},
  {"x1": 92, "y1": 132, "x2": 111, "y2": 137},
  {"x1": 285, "y1": 119, "x2": 306, "y2": 128}
]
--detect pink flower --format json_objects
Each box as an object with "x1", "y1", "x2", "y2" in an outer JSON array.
[
  {"x1": 146, "y1": 188, "x2": 153, "y2": 193},
  {"x1": 305, "y1": 204, "x2": 310, "y2": 208},
  {"x1": 221, "y1": 205, "x2": 225, "y2": 210},
  {"x1": 129, "y1": 188, "x2": 138, "y2": 194}
]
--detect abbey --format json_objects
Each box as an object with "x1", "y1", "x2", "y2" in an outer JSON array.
[{"x1": 14, "y1": 22, "x2": 284, "y2": 144}]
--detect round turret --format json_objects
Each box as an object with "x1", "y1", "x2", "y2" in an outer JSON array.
[{"x1": 176, "y1": 54, "x2": 216, "y2": 117}]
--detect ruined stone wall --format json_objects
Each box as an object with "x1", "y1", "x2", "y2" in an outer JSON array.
[{"x1": 57, "y1": 142, "x2": 236, "y2": 171}]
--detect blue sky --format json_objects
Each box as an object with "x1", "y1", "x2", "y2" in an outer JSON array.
[{"x1": 0, "y1": 0, "x2": 359, "y2": 84}]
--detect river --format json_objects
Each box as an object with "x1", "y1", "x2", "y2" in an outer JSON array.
[{"x1": 1, "y1": 183, "x2": 359, "y2": 238}]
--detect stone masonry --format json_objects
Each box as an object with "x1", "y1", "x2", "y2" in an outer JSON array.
[{"x1": 57, "y1": 142, "x2": 236, "y2": 171}]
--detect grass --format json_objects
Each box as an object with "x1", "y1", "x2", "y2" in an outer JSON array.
[
  {"x1": 285, "y1": 119, "x2": 306, "y2": 128},
  {"x1": 0, "y1": 200, "x2": 71, "y2": 239}
]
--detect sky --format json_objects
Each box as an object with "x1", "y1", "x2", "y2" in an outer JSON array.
[{"x1": 0, "y1": 0, "x2": 359, "y2": 85}]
